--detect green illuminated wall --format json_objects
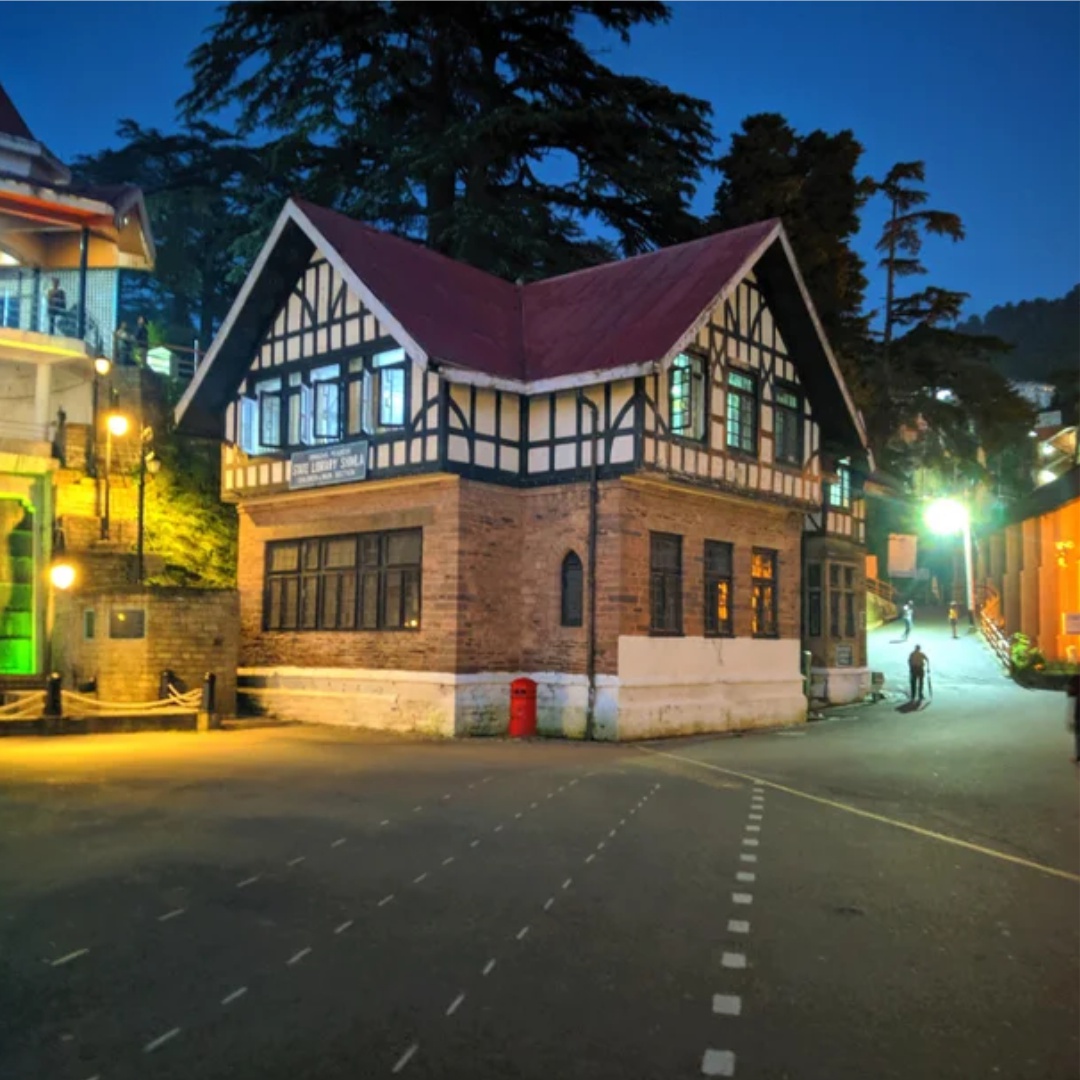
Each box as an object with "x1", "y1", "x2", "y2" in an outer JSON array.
[{"x1": 0, "y1": 497, "x2": 35, "y2": 674}]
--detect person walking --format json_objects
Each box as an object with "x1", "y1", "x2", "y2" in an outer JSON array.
[
  {"x1": 901, "y1": 600, "x2": 914, "y2": 641},
  {"x1": 948, "y1": 601, "x2": 960, "y2": 639},
  {"x1": 908, "y1": 644, "x2": 929, "y2": 702}
]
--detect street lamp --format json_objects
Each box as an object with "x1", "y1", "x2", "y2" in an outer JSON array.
[
  {"x1": 925, "y1": 497, "x2": 975, "y2": 621},
  {"x1": 49, "y1": 562, "x2": 76, "y2": 591},
  {"x1": 136, "y1": 425, "x2": 160, "y2": 583},
  {"x1": 45, "y1": 560, "x2": 76, "y2": 676},
  {"x1": 89, "y1": 354, "x2": 111, "y2": 478},
  {"x1": 101, "y1": 411, "x2": 129, "y2": 540}
]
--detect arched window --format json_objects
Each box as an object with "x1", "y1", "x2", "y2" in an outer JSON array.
[{"x1": 561, "y1": 551, "x2": 583, "y2": 627}]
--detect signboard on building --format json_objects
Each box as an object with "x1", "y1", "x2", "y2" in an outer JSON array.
[
  {"x1": 887, "y1": 533, "x2": 918, "y2": 578},
  {"x1": 1065, "y1": 613, "x2": 1080, "y2": 635},
  {"x1": 836, "y1": 644, "x2": 853, "y2": 667},
  {"x1": 289, "y1": 442, "x2": 369, "y2": 490}
]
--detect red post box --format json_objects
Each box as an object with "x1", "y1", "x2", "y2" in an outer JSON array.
[{"x1": 509, "y1": 677, "x2": 538, "y2": 737}]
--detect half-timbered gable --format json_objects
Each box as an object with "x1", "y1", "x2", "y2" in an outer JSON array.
[{"x1": 177, "y1": 197, "x2": 874, "y2": 738}]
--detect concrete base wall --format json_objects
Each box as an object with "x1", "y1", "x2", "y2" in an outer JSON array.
[{"x1": 810, "y1": 666, "x2": 872, "y2": 705}]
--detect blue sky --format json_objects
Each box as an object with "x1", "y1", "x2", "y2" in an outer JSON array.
[{"x1": 4, "y1": 2, "x2": 1077, "y2": 318}]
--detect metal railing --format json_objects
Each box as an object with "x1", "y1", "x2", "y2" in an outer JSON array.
[
  {"x1": 0, "y1": 268, "x2": 111, "y2": 356},
  {"x1": 866, "y1": 576, "x2": 896, "y2": 603},
  {"x1": 980, "y1": 606, "x2": 1011, "y2": 669}
]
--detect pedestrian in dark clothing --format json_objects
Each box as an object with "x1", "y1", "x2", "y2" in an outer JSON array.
[
  {"x1": 134, "y1": 315, "x2": 149, "y2": 366},
  {"x1": 46, "y1": 277, "x2": 66, "y2": 333},
  {"x1": 949, "y1": 601, "x2": 960, "y2": 639},
  {"x1": 115, "y1": 322, "x2": 133, "y2": 366},
  {"x1": 901, "y1": 601, "x2": 914, "y2": 641},
  {"x1": 908, "y1": 645, "x2": 929, "y2": 702},
  {"x1": 1067, "y1": 674, "x2": 1080, "y2": 763}
]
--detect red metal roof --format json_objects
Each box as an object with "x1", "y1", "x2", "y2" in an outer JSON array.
[
  {"x1": 294, "y1": 199, "x2": 778, "y2": 383},
  {"x1": 0, "y1": 82, "x2": 34, "y2": 141}
]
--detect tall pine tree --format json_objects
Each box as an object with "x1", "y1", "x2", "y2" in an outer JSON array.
[{"x1": 182, "y1": 2, "x2": 714, "y2": 281}]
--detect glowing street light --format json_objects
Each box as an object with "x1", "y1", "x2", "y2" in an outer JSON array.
[
  {"x1": 49, "y1": 562, "x2": 76, "y2": 590},
  {"x1": 924, "y1": 497, "x2": 974, "y2": 620},
  {"x1": 106, "y1": 412, "x2": 130, "y2": 437},
  {"x1": 101, "y1": 412, "x2": 131, "y2": 540},
  {"x1": 93, "y1": 355, "x2": 112, "y2": 377}
]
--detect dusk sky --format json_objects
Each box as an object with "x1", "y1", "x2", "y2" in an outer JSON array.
[{"x1": 4, "y1": 2, "x2": 1077, "y2": 320}]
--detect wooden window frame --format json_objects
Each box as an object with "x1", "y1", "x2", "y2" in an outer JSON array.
[
  {"x1": 668, "y1": 351, "x2": 706, "y2": 442},
  {"x1": 751, "y1": 547, "x2": 778, "y2": 638},
  {"x1": 649, "y1": 532, "x2": 683, "y2": 636},
  {"x1": 703, "y1": 539, "x2": 734, "y2": 637},
  {"x1": 560, "y1": 551, "x2": 584, "y2": 628},
  {"x1": 725, "y1": 368, "x2": 759, "y2": 458},
  {"x1": 773, "y1": 383, "x2": 803, "y2": 466}
]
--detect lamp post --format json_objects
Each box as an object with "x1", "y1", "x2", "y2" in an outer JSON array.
[
  {"x1": 89, "y1": 354, "x2": 111, "y2": 479},
  {"x1": 45, "y1": 560, "x2": 76, "y2": 677},
  {"x1": 101, "y1": 412, "x2": 129, "y2": 540},
  {"x1": 136, "y1": 425, "x2": 159, "y2": 583},
  {"x1": 925, "y1": 497, "x2": 975, "y2": 620}
]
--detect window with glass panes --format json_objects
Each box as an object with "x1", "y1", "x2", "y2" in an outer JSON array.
[
  {"x1": 805, "y1": 562, "x2": 822, "y2": 637},
  {"x1": 828, "y1": 563, "x2": 856, "y2": 638},
  {"x1": 561, "y1": 551, "x2": 583, "y2": 627},
  {"x1": 773, "y1": 385, "x2": 802, "y2": 465},
  {"x1": 669, "y1": 352, "x2": 706, "y2": 439},
  {"x1": 726, "y1": 370, "x2": 758, "y2": 455},
  {"x1": 751, "y1": 548, "x2": 778, "y2": 637},
  {"x1": 704, "y1": 540, "x2": 733, "y2": 636},
  {"x1": 649, "y1": 532, "x2": 683, "y2": 634},
  {"x1": 264, "y1": 529, "x2": 421, "y2": 631},
  {"x1": 828, "y1": 464, "x2": 852, "y2": 509}
]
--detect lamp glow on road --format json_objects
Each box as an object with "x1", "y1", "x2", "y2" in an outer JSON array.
[
  {"x1": 106, "y1": 413, "x2": 130, "y2": 437},
  {"x1": 924, "y1": 498, "x2": 969, "y2": 536},
  {"x1": 49, "y1": 563, "x2": 76, "y2": 590}
]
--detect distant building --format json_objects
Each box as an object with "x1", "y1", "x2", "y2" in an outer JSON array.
[
  {"x1": 0, "y1": 81, "x2": 154, "y2": 675},
  {"x1": 178, "y1": 198, "x2": 872, "y2": 737}
]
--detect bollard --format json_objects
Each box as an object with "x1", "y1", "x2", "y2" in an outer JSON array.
[
  {"x1": 197, "y1": 672, "x2": 217, "y2": 732},
  {"x1": 159, "y1": 669, "x2": 176, "y2": 699},
  {"x1": 44, "y1": 672, "x2": 62, "y2": 734}
]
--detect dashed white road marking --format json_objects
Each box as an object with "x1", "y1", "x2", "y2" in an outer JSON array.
[
  {"x1": 482, "y1": 776, "x2": 493, "y2": 783},
  {"x1": 391, "y1": 1043, "x2": 419, "y2": 1073},
  {"x1": 221, "y1": 987, "x2": 247, "y2": 1006},
  {"x1": 749, "y1": 814, "x2": 763, "y2": 821},
  {"x1": 721, "y1": 952, "x2": 747, "y2": 969},
  {"x1": 378, "y1": 894, "x2": 395, "y2": 907},
  {"x1": 50, "y1": 948, "x2": 89, "y2": 967},
  {"x1": 702, "y1": 1048, "x2": 736, "y2": 1077},
  {"x1": 413, "y1": 872, "x2": 428, "y2": 885},
  {"x1": 470, "y1": 839, "x2": 481, "y2": 848},
  {"x1": 544, "y1": 897, "x2": 555, "y2": 911},
  {"x1": 558, "y1": 786, "x2": 565, "y2": 792},
  {"x1": 380, "y1": 819, "x2": 390, "y2": 827},
  {"x1": 742, "y1": 838, "x2": 759, "y2": 847},
  {"x1": 746, "y1": 824, "x2": 761, "y2": 833},
  {"x1": 144, "y1": 1027, "x2": 181, "y2": 1053},
  {"x1": 286, "y1": 947, "x2": 312, "y2": 966},
  {"x1": 442, "y1": 794, "x2": 452, "y2": 801},
  {"x1": 740, "y1": 853, "x2": 758, "y2": 863},
  {"x1": 236, "y1": 875, "x2": 260, "y2": 889},
  {"x1": 494, "y1": 824, "x2": 504, "y2": 833},
  {"x1": 609, "y1": 829, "x2": 617, "y2": 838},
  {"x1": 530, "y1": 802, "x2": 539, "y2": 809},
  {"x1": 514, "y1": 811, "x2": 523, "y2": 819},
  {"x1": 713, "y1": 994, "x2": 742, "y2": 1016},
  {"x1": 442, "y1": 856, "x2": 455, "y2": 866},
  {"x1": 413, "y1": 806, "x2": 423, "y2": 813},
  {"x1": 727, "y1": 919, "x2": 750, "y2": 934},
  {"x1": 737, "y1": 872, "x2": 756, "y2": 883},
  {"x1": 585, "y1": 853, "x2": 596, "y2": 864},
  {"x1": 482, "y1": 958, "x2": 496, "y2": 975},
  {"x1": 596, "y1": 841, "x2": 606, "y2": 850},
  {"x1": 286, "y1": 856, "x2": 306, "y2": 867},
  {"x1": 732, "y1": 893, "x2": 753, "y2": 905},
  {"x1": 547, "y1": 792, "x2": 554, "y2": 799},
  {"x1": 157, "y1": 909, "x2": 186, "y2": 922},
  {"x1": 620, "y1": 818, "x2": 626, "y2": 826},
  {"x1": 516, "y1": 925, "x2": 530, "y2": 941},
  {"x1": 446, "y1": 992, "x2": 466, "y2": 1016},
  {"x1": 331, "y1": 837, "x2": 346, "y2": 848},
  {"x1": 335, "y1": 920, "x2": 353, "y2": 935},
  {"x1": 468, "y1": 783, "x2": 475, "y2": 789},
  {"x1": 570, "y1": 778, "x2": 579, "y2": 786},
  {"x1": 562, "y1": 877, "x2": 573, "y2": 890}
]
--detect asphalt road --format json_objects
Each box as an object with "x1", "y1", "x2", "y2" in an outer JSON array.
[{"x1": 1, "y1": 618, "x2": 1076, "y2": 1080}]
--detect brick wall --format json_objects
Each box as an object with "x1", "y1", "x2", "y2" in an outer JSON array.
[
  {"x1": 52, "y1": 587, "x2": 239, "y2": 711},
  {"x1": 237, "y1": 475, "x2": 462, "y2": 672}
]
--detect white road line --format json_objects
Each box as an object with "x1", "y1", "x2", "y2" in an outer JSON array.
[
  {"x1": 331, "y1": 838, "x2": 346, "y2": 848},
  {"x1": 442, "y1": 794, "x2": 452, "y2": 801},
  {"x1": 609, "y1": 829, "x2": 617, "y2": 838},
  {"x1": 515, "y1": 811, "x2": 523, "y2": 819},
  {"x1": 721, "y1": 952, "x2": 747, "y2": 969},
  {"x1": 483, "y1": 958, "x2": 496, "y2": 976},
  {"x1": 585, "y1": 853, "x2": 596, "y2": 864},
  {"x1": 413, "y1": 806, "x2": 423, "y2": 813},
  {"x1": 50, "y1": 948, "x2": 89, "y2": 967},
  {"x1": 712, "y1": 994, "x2": 742, "y2": 1016},
  {"x1": 483, "y1": 776, "x2": 493, "y2": 783},
  {"x1": 746, "y1": 824, "x2": 761, "y2": 832},
  {"x1": 413, "y1": 872, "x2": 428, "y2": 885},
  {"x1": 380, "y1": 819, "x2": 390, "y2": 827},
  {"x1": 585, "y1": 771, "x2": 596, "y2": 777},
  {"x1": 596, "y1": 841, "x2": 605, "y2": 850},
  {"x1": 286, "y1": 856, "x2": 306, "y2": 867},
  {"x1": 391, "y1": 1043, "x2": 419, "y2": 1074},
  {"x1": 157, "y1": 909, "x2": 185, "y2": 922},
  {"x1": 442, "y1": 856, "x2": 455, "y2": 866},
  {"x1": 749, "y1": 814, "x2": 763, "y2": 821},
  {"x1": 727, "y1": 919, "x2": 750, "y2": 934},
  {"x1": 236, "y1": 875, "x2": 260, "y2": 889},
  {"x1": 558, "y1": 786, "x2": 565, "y2": 792},
  {"x1": 740, "y1": 853, "x2": 758, "y2": 863},
  {"x1": 742, "y1": 838, "x2": 759, "y2": 847},
  {"x1": 470, "y1": 839, "x2": 481, "y2": 848},
  {"x1": 378, "y1": 893, "x2": 395, "y2": 907},
  {"x1": 286, "y1": 947, "x2": 312, "y2": 966},
  {"x1": 570, "y1": 778, "x2": 579, "y2": 785},
  {"x1": 544, "y1": 897, "x2": 555, "y2": 911},
  {"x1": 494, "y1": 824, "x2": 504, "y2": 833},
  {"x1": 620, "y1": 818, "x2": 626, "y2": 825},
  {"x1": 547, "y1": 792, "x2": 554, "y2": 799},
  {"x1": 530, "y1": 802, "x2": 539, "y2": 809},
  {"x1": 562, "y1": 877, "x2": 573, "y2": 890},
  {"x1": 732, "y1": 893, "x2": 753, "y2": 905},
  {"x1": 516, "y1": 925, "x2": 530, "y2": 941},
  {"x1": 144, "y1": 1027, "x2": 181, "y2": 1053},
  {"x1": 335, "y1": 920, "x2": 353, "y2": 935},
  {"x1": 221, "y1": 987, "x2": 247, "y2": 1006},
  {"x1": 468, "y1": 783, "x2": 475, "y2": 789},
  {"x1": 446, "y1": 992, "x2": 466, "y2": 1016},
  {"x1": 736, "y1": 872, "x2": 756, "y2": 883},
  {"x1": 702, "y1": 1048, "x2": 736, "y2": 1077}
]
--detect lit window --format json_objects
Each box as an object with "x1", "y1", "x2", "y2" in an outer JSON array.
[
  {"x1": 751, "y1": 548, "x2": 777, "y2": 637},
  {"x1": 704, "y1": 540, "x2": 733, "y2": 636},
  {"x1": 669, "y1": 352, "x2": 706, "y2": 439},
  {"x1": 726, "y1": 370, "x2": 758, "y2": 456},
  {"x1": 829, "y1": 464, "x2": 852, "y2": 509}
]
